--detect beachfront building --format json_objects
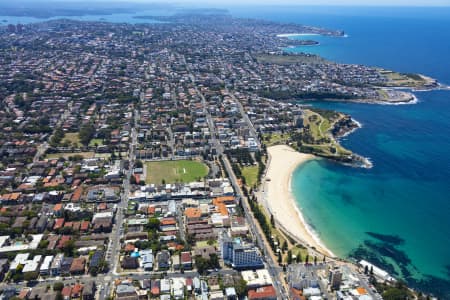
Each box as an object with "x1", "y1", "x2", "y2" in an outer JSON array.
[{"x1": 221, "y1": 234, "x2": 264, "y2": 270}]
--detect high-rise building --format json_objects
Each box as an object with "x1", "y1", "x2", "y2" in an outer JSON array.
[
  {"x1": 329, "y1": 269, "x2": 342, "y2": 290},
  {"x1": 220, "y1": 232, "x2": 264, "y2": 270}
]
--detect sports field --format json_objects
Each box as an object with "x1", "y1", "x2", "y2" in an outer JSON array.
[{"x1": 145, "y1": 160, "x2": 209, "y2": 184}]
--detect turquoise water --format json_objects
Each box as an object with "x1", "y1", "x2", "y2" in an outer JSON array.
[{"x1": 232, "y1": 6, "x2": 450, "y2": 297}]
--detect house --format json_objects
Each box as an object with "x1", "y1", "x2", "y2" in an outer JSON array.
[
  {"x1": 121, "y1": 257, "x2": 138, "y2": 269},
  {"x1": 140, "y1": 249, "x2": 153, "y2": 271},
  {"x1": 172, "y1": 255, "x2": 180, "y2": 270},
  {"x1": 184, "y1": 207, "x2": 202, "y2": 222},
  {"x1": 210, "y1": 291, "x2": 225, "y2": 300},
  {"x1": 80, "y1": 220, "x2": 90, "y2": 232},
  {"x1": 12, "y1": 216, "x2": 27, "y2": 229},
  {"x1": 18, "y1": 288, "x2": 31, "y2": 299},
  {"x1": 82, "y1": 281, "x2": 95, "y2": 300},
  {"x1": 61, "y1": 286, "x2": 72, "y2": 300},
  {"x1": 241, "y1": 270, "x2": 273, "y2": 288},
  {"x1": 140, "y1": 279, "x2": 151, "y2": 290},
  {"x1": 10, "y1": 253, "x2": 29, "y2": 272},
  {"x1": 160, "y1": 279, "x2": 171, "y2": 294},
  {"x1": 92, "y1": 216, "x2": 112, "y2": 233},
  {"x1": 183, "y1": 277, "x2": 192, "y2": 293},
  {"x1": 40, "y1": 255, "x2": 54, "y2": 276},
  {"x1": 53, "y1": 203, "x2": 64, "y2": 217},
  {"x1": 157, "y1": 250, "x2": 170, "y2": 270},
  {"x1": 194, "y1": 246, "x2": 217, "y2": 259},
  {"x1": 116, "y1": 284, "x2": 138, "y2": 300},
  {"x1": 247, "y1": 286, "x2": 277, "y2": 300},
  {"x1": 150, "y1": 280, "x2": 160, "y2": 296},
  {"x1": 70, "y1": 257, "x2": 86, "y2": 275},
  {"x1": 72, "y1": 283, "x2": 83, "y2": 299},
  {"x1": 171, "y1": 278, "x2": 185, "y2": 299},
  {"x1": 28, "y1": 286, "x2": 57, "y2": 300},
  {"x1": 89, "y1": 250, "x2": 104, "y2": 273},
  {"x1": 51, "y1": 253, "x2": 64, "y2": 276},
  {"x1": 57, "y1": 235, "x2": 71, "y2": 249},
  {"x1": 180, "y1": 251, "x2": 192, "y2": 270},
  {"x1": 53, "y1": 218, "x2": 65, "y2": 230},
  {"x1": 61, "y1": 257, "x2": 73, "y2": 275},
  {"x1": 225, "y1": 287, "x2": 237, "y2": 300},
  {"x1": 36, "y1": 216, "x2": 48, "y2": 233}
]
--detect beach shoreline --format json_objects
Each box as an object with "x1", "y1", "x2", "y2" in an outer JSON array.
[{"x1": 262, "y1": 145, "x2": 335, "y2": 257}]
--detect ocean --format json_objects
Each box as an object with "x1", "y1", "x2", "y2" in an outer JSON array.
[
  {"x1": 230, "y1": 5, "x2": 450, "y2": 297},
  {"x1": 1, "y1": 4, "x2": 449, "y2": 297}
]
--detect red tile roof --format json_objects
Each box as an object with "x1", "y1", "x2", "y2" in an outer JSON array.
[
  {"x1": 61, "y1": 286, "x2": 72, "y2": 297},
  {"x1": 248, "y1": 286, "x2": 277, "y2": 300},
  {"x1": 54, "y1": 218, "x2": 65, "y2": 229}
]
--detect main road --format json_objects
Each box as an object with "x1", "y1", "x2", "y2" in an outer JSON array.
[
  {"x1": 103, "y1": 108, "x2": 139, "y2": 298},
  {"x1": 188, "y1": 71, "x2": 288, "y2": 299}
]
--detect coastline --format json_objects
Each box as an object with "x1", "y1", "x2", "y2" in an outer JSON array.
[
  {"x1": 263, "y1": 145, "x2": 335, "y2": 257},
  {"x1": 276, "y1": 33, "x2": 320, "y2": 38}
]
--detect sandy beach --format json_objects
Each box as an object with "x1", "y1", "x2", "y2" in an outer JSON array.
[{"x1": 263, "y1": 145, "x2": 335, "y2": 257}]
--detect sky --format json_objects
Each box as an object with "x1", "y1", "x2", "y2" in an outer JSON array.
[
  {"x1": 32, "y1": 0, "x2": 450, "y2": 6},
  {"x1": 116, "y1": 0, "x2": 450, "y2": 6}
]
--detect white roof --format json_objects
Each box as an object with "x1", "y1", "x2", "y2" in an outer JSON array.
[
  {"x1": 40, "y1": 255, "x2": 54, "y2": 271},
  {"x1": 303, "y1": 287, "x2": 321, "y2": 296},
  {"x1": 10, "y1": 253, "x2": 30, "y2": 270},
  {"x1": 359, "y1": 260, "x2": 394, "y2": 281},
  {"x1": 0, "y1": 234, "x2": 43, "y2": 253},
  {"x1": 93, "y1": 211, "x2": 113, "y2": 220},
  {"x1": 241, "y1": 269, "x2": 273, "y2": 287},
  {"x1": 160, "y1": 279, "x2": 171, "y2": 292}
]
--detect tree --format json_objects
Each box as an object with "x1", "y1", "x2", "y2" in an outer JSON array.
[
  {"x1": 270, "y1": 214, "x2": 275, "y2": 227},
  {"x1": 277, "y1": 252, "x2": 282, "y2": 264},
  {"x1": 50, "y1": 127, "x2": 65, "y2": 146},
  {"x1": 282, "y1": 240, "x2": 288, "y2": 252},
  {"x1": 62, "y1": 239, "x2": 75, "y2": 257},
  {"x1": 287, "y1": 250, "x2": 293, "y2": 264},
  {"x1": 186, "y1": 233, "x2": 196, "y2": 246},
  {"x1": 38, "y1": 239, "x2": 49, "y2": 249},
  {"x1": 78, "y1": 123, "x2": 95, "y2": 146},
  {"x1": 382, "y1": 287, "x2": 411, "y2": 300},
  {"x1": 314, "y1": 256, "x2": 317, "y2": 265},
  {"x1": 146, "y1": 217, "x2": 160, "y2": 231},
  {"x1": 53, "y1": 281, "x2": 64, "y2": 291},
  {"x1": 296, "y1": 252, "x2": 302, "y2": 263},
  {"x1": 305, "y1": 254, "x2": 309, "y2": 264},
  {"x1": 209, "y1": 254, "x2": 220, "y2": 269},
  {"x1": 235, "y1": 279, "x2": 247, "y2": 298},
  {"x1": 134, "y1": 160, "x2": 143, "y2": 168},
  {"x1": 55, "y1": 292, "x2": 64, "y2": 300},
  {"x1": 24, "y1": 271, "x2": 38, "y2": 282}
]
